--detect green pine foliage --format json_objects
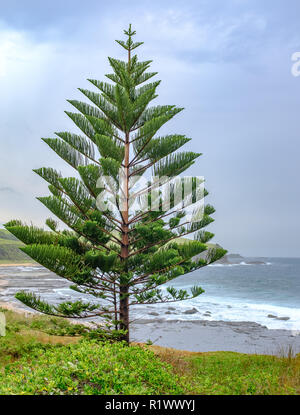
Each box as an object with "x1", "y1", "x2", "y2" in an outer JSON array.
[{"x1": 5, "y1": 25, "x2": 226, "y2": 342}]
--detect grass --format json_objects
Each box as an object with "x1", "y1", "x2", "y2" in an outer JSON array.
[
  {"x1": 0, "y1": 308, "x2": 299, "y2": 395},
  {"x1": 170, "y1": 350, "x2": 300, "y2": 395},
  {"x1": 0, "y1": 308, "x2": 85, "y2": 366},
  {"x1": 0, "y1": 308, "x2": 184, "y2": 395},
  {"x1": 0, "y1": 229, "x2": 32, "y2": 264}
]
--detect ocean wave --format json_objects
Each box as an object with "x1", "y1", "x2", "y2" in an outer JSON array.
[
  {"x1": 208, "y1": 262, "x2": 271, "y2": 267},
  {"x1": 208, "y1": 263, "x2": 252, "y2": 267},
  {"x1": 135, "y1": 295, "x2": 300, "y2": 330}
]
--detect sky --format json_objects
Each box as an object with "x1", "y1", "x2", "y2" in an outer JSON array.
[{"x1": 0, "y1": 0, "x2": 299, "y2": 257}]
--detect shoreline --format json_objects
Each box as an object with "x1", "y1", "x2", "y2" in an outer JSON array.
[
  {"x1": 0, "y1": 301, "x2": 35, "y2": 315},
  {"x1": 1, "y1": 264, "x2": 299, "y2": 356},
  {"x1": 0, "y1": 263, "x2": 36, "y2": 268},
  {"x1": 132, "y1": 318, "x2": 300, "y2": 356},
  {"x1": 1, "y1": 299, "x2": 299, "y2": 356}
]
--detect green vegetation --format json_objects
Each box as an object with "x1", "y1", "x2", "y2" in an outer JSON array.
[
  {"x1": 1, "y1": 341, "x2": 186, "y2": 395},
  {"x1": 0, "y1": 309, "x2": 185, "y2": 395},
  {"x1": 0, "y1": 309, "x2": 299, "y2": 395},
  {"x1": 173, "y1": 351, "x2": 300, "y2": 395},
  {"x1": 0, "y1": 230, "x2": 32, "y2": 264},
  {"x1": 5, "y1": 25, "x2": 226, "y2": 342}
]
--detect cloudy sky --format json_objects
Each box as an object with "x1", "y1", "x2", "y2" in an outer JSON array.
[{"x1": 0, "y1": 0, "x2": 299, "y2": 257}]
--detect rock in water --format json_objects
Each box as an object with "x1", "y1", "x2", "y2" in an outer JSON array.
[
  {"x1": 183, "y1": 308, "x2": 199, "y2": 315},
  {"x1": 268, "y1": 314, "x2": 290, "y2": 321}
]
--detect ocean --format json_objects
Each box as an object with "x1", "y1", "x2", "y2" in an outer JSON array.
[
  {"x1": 158, "y1": 257, "x2": 300, "y2": 330},
  {"x1": 0, "y1": 257, "x2": 299, "y2": 330}
]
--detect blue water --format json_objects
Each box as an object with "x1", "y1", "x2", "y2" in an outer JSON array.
[
  {"x1": 1, "y1": 258, "x2": 300, "y2": 330},
  {"x1": 158, "y1": 257, "x2": 300, "y2": 330}
]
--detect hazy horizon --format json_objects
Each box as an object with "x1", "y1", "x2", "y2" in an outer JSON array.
[{"x1": 0, "y1": 0, "x2": 299, "y2": 258}]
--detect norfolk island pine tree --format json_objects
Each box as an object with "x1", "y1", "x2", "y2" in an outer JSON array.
[{"x1": 5, "y1": 25, "x2": 226, "y2": 343}]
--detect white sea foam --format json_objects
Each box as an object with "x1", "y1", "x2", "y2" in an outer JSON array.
[
  {"x1": 2, "y1": 260, "x2": 299, "y2": 332},
  {"x1": 208, "y1": 263, "x2": 251, "y2": 267},
  {"x1": 208, "y1": 262, "x2": 271, "y2": 267},
  {"x1": 158, "y1": 296, "x2": 300, "y2": 330},
  {"x1": 15, "y1": 266, "x2": 45, "y2": 272}
]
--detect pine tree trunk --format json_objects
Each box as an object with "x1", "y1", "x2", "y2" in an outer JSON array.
[
  {"x1": 119, "y1": 285, "x2": 130, "y2": 343},
  {"x1": 120, "y1": 131, "x2": 130, "y2": 343},
  {"x1": 119, "y1": 46, "x2": 132, "y2": 344}
]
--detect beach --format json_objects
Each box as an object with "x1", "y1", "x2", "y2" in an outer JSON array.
[
  {"x1": 0, "y1": 263, "x2": 35, "y2": 268},
  {"x1": 1, "y1": 295, "x2": 299, "y2": 355},
  {"x1": 1, "y1": 261, "x2": 300, "y2": 356}
]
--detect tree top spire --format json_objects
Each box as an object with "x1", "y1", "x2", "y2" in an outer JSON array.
[
  {"x1": 124, "y1": 23, "x2": 136, "y2": 38},
  {"x1": 116, "y1": 24, "x2": 144, "y2": 52}
]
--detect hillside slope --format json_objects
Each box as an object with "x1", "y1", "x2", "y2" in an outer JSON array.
[{"x1": 0, "y1": 230, "x2": 32, "y2": 264}]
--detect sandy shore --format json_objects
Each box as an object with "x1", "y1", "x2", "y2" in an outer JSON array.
[
  {"x1": 0, "y1": 263, "x2": 35, "y2": 268},
  {"x1": 0, "y1": 301, "x2": 36, "y2": 315}
]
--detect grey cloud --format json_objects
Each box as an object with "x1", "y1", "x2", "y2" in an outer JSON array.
[
  {"x1": 0, "y1": 0, "x2": 300, "y2": 257},
  {"x1": 0, "y1": 187, "x2": 17, "y2": 193}
]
